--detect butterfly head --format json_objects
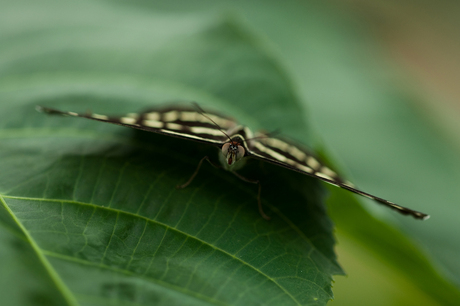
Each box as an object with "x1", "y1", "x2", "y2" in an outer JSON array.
[{"x1": 221, "y1": 141, "x2": 245, "y2": 166}]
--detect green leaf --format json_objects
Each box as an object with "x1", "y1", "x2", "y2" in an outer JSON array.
[
  {"x1": 224, "y1": 1, "x2": 460, "y2": 304},
  {"x1": 0, "y1": 3, "x2": 342, "y2": 305},
  {"x1": 123, "y1": 0, "x2": 460, "y2": 304}
]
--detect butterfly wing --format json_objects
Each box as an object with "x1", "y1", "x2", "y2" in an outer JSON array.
[
  {"x1": 247, "y1": 136, "x2": 429, "y2": 220},
  {"x1": 37, "y1": 105, "x2": 235, "y2": 146},
  {"x1": 38, "y1": 105, "x2": 429, "y2": 220}
]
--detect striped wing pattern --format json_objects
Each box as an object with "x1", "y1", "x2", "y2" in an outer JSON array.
[
  {"x1": 37, "y1": 105, "x2": 234, "y2": 146},
  {"x1": 247, "y1": 136, "x2": 429, "y2": 220},
  {"x1": 37, "y1": 104, "x2": 429, "y2": 220}
]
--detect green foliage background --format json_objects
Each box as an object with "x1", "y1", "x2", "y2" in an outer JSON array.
[{"x1": 1, "y1": 0, "x2": 460, "y2": 305}]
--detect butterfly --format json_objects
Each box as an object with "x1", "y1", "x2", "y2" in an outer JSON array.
[{"x1": 36, "y1": 103, "x2": 430, "y2": 221}]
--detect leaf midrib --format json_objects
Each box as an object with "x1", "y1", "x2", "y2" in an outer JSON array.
[{"x1": 0, "y1": 194, "x2": 79, "y2": 306}]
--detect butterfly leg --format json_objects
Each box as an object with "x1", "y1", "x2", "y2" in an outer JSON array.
[
  {"x1": 177, "y1": 156, "x2": 221, "y2": 189},
  {"x1": 232, "y1": 172, "x2": 270, "y2": 220}
]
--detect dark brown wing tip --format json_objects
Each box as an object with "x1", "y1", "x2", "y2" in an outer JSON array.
[
  {"x1": 419, "y1": 213, "x2": 431, "y2": 221},
  {"x1": 36, "y1": 105, "x2": 65, "y2": 115},
  {"x1": 409, "y1": 211, "x2": 430, "y2": 220},
  {"x1": 372, "y1": 197, "x2": 430, "y2": 220},
  {"x1": 395, "y1": 204, "x2": 430, "y2": 221}
]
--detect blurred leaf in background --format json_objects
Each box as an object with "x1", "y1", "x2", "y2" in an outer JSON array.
[{"x1": 1, "y1": 0, "x2": 460, "y2": 305}]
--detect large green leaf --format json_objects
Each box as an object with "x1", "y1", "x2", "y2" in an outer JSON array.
[
  {"x1": 0, "y1": 2, "x2": 342, "y2": 305},
  {"x1": 4, "y1": 0, "x2": 459, "y2": 305},
  {"x1": 183, "y1": 1, "x2": 460, "y2": 305},
  {"x1": 133, "y1": 0, "x2": 460, "y2": 304}
]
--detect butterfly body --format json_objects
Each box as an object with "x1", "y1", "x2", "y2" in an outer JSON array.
[
  {"x1": 37, "y1": 104, "x2": 429, "y2": 220},
  {"x1": 219, "y1": 141, "x2": 247, "y2": 171}
]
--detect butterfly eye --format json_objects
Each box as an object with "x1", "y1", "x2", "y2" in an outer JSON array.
[
  {"x1": 221, "y1": 143, "x2": 230, "y2": 156},
  {"x1": 237, "y1": 145, "x2": 245, "y2": 160}
]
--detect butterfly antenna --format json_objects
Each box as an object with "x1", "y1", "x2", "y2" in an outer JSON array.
[{"x1": 192, "y1": 102, "x2": 232, "y2": 142}]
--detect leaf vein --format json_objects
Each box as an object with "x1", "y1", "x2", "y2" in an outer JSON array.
[
  {"x1": 0, "y1": 194, "x2": 80, "y2": 306},
  {"x1": 4, "y1": 195, "x2": 331, "y2": 303},
  {"x1": 42, "y1": 250, "x2": 231, "y2": 306}
]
